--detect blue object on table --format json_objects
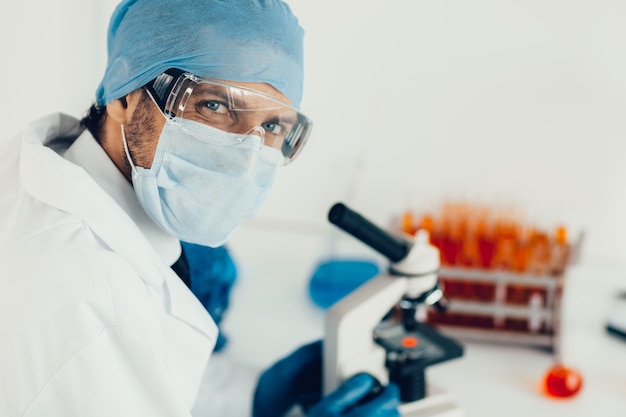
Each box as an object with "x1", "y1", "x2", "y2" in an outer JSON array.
[
  {"x1": 308, "y1": 259, "x2": 380, "y2": 309},
  {"x1": 607, "y1": 299, "x2": 626, "y2": 341},
  {"x1": 182, "y1": 241, "x2": 238, "y2": 351}
]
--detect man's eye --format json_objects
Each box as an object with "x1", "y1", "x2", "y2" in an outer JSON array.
[
  {"x1": 261, "y1": 121, "x2": 276, "y2": 132},
  {"x1": 262, "y1": 121, "x2": 284, "y2": 135},
  {"x1": 205, "y1": 100, "x2": 224, "y2": 112}
]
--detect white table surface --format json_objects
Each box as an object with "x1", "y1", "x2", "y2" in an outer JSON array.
[{"x1": 214, "y1": 223, "x2": 626, "y2": 417}]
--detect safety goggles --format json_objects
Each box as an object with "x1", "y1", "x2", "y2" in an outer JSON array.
[{"x1": 145, "y1": 69, "x2": 313, "y2": 166}]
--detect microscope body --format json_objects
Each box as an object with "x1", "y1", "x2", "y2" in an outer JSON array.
[{"x1": 323, "y1": 205, "x2": 464, "y2": 417}]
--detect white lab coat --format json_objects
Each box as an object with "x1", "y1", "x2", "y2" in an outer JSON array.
[{"x1": 0, "y1": 114, "x2": 219, "y2": 416}]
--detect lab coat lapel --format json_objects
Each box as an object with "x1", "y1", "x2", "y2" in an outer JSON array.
[{"x1": 163, "y1": 267, "x2": 219, "y2": 346}]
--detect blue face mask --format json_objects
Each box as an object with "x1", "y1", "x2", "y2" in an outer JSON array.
[{"x1": 122, "y1": 117, "x2": 277, "y2": 247}]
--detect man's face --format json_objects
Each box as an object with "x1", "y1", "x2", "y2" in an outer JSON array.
[{"x1": 123, "y1": 80, "x2": 294, "y2": 171}]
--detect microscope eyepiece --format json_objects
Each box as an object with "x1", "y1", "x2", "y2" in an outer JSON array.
[{"x1": 328, "y1": 203, "x2": 410, "y2": 263}]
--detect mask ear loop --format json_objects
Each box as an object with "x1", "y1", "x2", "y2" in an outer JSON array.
[
  {"x1": 121, "y1": 125, "x2": 139, "y2": 180},
  {"x1": 121, "y1": 89, "x2": 167, "y2": 180}
]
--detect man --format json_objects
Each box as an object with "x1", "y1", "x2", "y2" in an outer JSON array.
[{"x1": 0, "y1": 0, "x2": 400, "y2": 416}]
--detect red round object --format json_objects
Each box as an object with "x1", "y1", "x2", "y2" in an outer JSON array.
[{"x1": 543, "y1": 364, "x2": 583, "y2": 398}]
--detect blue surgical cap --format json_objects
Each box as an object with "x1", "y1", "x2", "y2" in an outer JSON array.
[{"x1": 96, "y1": 0, "x2": 304, "y2": 107}]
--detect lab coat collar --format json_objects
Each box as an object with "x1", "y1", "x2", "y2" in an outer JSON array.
[
  {"x1": 63, "y1": 124, "x2": 181, "y2": 267},
  {"x1": 18, "y1": 113, "x2": 217, "y2": 340},
  {"x1": 19, "y1": 114, "x2": 169, "y2": 289}
]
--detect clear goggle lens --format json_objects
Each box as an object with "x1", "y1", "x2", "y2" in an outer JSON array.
[{"x1": 146, "y1": 69, "x2": 313, "y2": 166}]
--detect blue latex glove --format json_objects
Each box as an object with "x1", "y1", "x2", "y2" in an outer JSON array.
[
  {"x1": 253, "y1": 341, "x2": 401, "y2": 417},
  {"x1": 253, "y1": 340, "x2": 323, "y2": 417},
  {"x1": 181, "y1": 241, "x2": 237, "y2": 351},
  {"x1": 308, "y1": 373, "x2": 401, "y2": 417}
]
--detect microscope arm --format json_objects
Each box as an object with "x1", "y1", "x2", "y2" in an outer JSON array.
[{"x1": 323, "y1": 273, "x2": 409, "y2": 395}]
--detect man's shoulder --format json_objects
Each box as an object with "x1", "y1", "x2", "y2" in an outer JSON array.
[
  {"x1": 0, "y1": 217, "x2": 119, "y2": 316},
  {"x1": 0, "y1": 115, "x2": 84, "y2": 254},
  {"x1": 0, "y1": 190, "x2": 90, "y2": 262},
  {"x1": 0, "y1": 208, "x2": 162, "y2": 373}
]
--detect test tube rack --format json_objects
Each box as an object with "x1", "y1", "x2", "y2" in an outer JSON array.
[
  {"x1": 396, "y1": 203, "x2": 582, "y2": 351},
  {"x1": 427, "y1": 266, "x2": 565, "y2": 350}
]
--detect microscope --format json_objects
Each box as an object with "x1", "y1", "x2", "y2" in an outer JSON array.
[{"x1": 323, "y1": 203, "x2": 464, "y2": 417}]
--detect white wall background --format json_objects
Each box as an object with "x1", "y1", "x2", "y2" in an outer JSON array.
[{"x1": 2, "y1": 0, "x2": 626, "y2": 266}]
